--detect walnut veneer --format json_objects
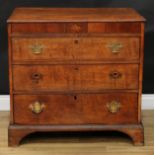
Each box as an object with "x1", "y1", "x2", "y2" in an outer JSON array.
[{"x1": 7, "y1": 8, "x2": 145, "y2": 146}]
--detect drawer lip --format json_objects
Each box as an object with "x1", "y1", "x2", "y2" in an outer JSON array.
[
  {"x1": 13, "y1": 93, "x2": 138, "y2": 125},
  {"x1": 10, "y1": 33, "x2": 141, "y2": 37},
  {"x1": 12, "y1": 89, "x2": 139, "y2": 95},
  {"x1": 12, "y1": 60, "x2": 141, "y2": 65}
]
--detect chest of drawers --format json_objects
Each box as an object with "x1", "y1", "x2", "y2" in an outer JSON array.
[{"x1": 7, "y1": 8, "x2": 145, "y2": 146}]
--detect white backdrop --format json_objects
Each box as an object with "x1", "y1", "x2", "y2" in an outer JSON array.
[{"x1": 0, "y1": 94, "x2": 154, "y2": 111}]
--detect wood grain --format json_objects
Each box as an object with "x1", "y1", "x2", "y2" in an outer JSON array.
[
  {"x1": 88, "y1": 22, "x2": 141, "y2": 33},
  {"x1": 8, "y1": 124, "x2": 144, "y2": 147},
  {"x1": 11, "y1": 23, "x2": 65, "y2": 33},
  {"x1": 7, "y1": 24, "x2": 14, "y2": 124},
  {"x1": 7, "y1": 8, "x2": 145, "y2": 23},
  {"x1": 11, "y1": 22, "x2": 142, "y2": 33},
  {"x1": 12, "y1": 36, "x2": 140, "y2": 62},
  {"x1": 138, "y1": 23, "x2": 145, "y2": 122},
  {"x1": 12, "y1": 64, "x2": 139, "y2": 92},
  {"x1": 13, "y1": 93, "x2": 138, "y2": 125}
]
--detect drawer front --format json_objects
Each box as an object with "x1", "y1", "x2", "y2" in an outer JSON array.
[
  {"x1": 13, "y1": 64, "x2": 139, "y2": 91},
  {"x1": 12, "y1": 37, "x2": 139, "y2": 62},
  {"x1": 14, "y1": 93, "x2": 138, "y2": 125}
]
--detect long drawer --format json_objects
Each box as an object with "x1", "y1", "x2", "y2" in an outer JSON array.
[
  {"x1": 13, "y1": 93, "x2": 138, "y2": 125},
  {"x1": 13, "y1": 64, "x2": 139, "y2": 92},
  {"x1": 12, "y1": 37, "x2": 139, "y2": 62}
]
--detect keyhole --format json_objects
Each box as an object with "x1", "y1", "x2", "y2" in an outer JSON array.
[
  {"x1": 34, "y1": 74, "x2": 39, "y2": 78},
  {"x1": 74, "y1": 96, "x2": 77, "y2": 100},
  {"x1": 113, "y1": 72, "x2": 118, "y2": 76},
  {"x1": 74, "y1": 39, "x2": 79, "y2": 44},
  {"x1": 74, "y1": 67, "x2": 79, "y2": 71},
  {"x1": 31, "y1": 73, "x2": 42, "y2": 80}
]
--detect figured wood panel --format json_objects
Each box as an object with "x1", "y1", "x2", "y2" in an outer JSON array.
[
  {"x1": 12, "y1": 64, "x2": 139, "y2": 92},
  {"x1": 11, "y1": 23, "x2": 65, "y2": 33},
  {"x1": 12, "y1": 37, "x2": 140, "y2": 62},
  {"x1": 88, "y1": 22, "x2": 141, "y2": 33},
  {"x1": 13, "y1": 93, "x2": 138, "y2": 125}
]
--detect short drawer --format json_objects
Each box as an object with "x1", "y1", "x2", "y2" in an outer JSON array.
[
  {"x1": 13, "y1": 64, "x2": 139, "y2": 92},
  {"x1": 13, "y1": 93, "x2": 138, "y2": 125},
  {"x1": 12, "y1": 37, "x2": 139, "y2": 62}
]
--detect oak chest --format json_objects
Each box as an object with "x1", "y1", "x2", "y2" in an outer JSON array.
[{"x1": 7, "y1": 8, "x2": 145, "y2": 146}]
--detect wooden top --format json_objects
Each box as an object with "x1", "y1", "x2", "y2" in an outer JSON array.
[{"x1": 7, "y1": 8, "x2": 145, "y2": 23}]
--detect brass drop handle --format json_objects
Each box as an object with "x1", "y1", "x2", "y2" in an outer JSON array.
[
  {"x1": 29, "y1": 101, "x2": 45, "y2": 114},
  {"x1": 31, "y1": 73, "x2": 42, "y2": 80},
  {"x1": 106, "y1": 100, "x2": 121, "y2": 113},
  {"x1": 30, "y1": 43, "x2": 45, "y2": 54},
  {"x1": 109, "y1": 71, "x2": 122, "y2": 79},
  {"x1": 107, "y1": 43, "x2": 123, "y2": 54}
]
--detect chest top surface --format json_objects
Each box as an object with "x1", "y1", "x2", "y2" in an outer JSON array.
[{"x1": 7, "y1": 8, "x2": 145, "y2": 23}]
